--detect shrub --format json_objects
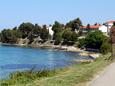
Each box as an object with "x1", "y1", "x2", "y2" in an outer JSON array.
[
  {"x1": 85, "y1": 30, "x2": 107, "y2": 49},
  {"x1": 100, "y1": 42, "x2": 111, "y2": 54},
  {"x1": 62, "y1": 29, "x2": 78, "y2": 45},
  {"x1": 78, "y1": 38, "x2": 85, "y2": 48},
  {"x1": 54, "y1": 32, "x2": 62, "y2": 45}
]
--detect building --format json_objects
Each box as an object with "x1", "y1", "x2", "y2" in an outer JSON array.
[
  {"x1": 99, "y1": 25, "x2": 107, "y2": 33},
  {"x1": 99, "y1": 20, "x2": 115, "y2": 35},
  {"x1": 80, "y1": 24, "x2": 101, "y2": 33},
  {"x1": 46, "y1": 25, "x2": 54, "y2": 39},
  {"x1": 80, "y1": 20, "x2": 115, "y2": 35}
]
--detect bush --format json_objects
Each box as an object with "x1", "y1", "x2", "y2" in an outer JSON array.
[
  {"x1": 78, "y1": 38, "x2": 85, "y2": 48},
  {"x1": 100, "y1": 42, "x2": 111, "y2": 54},
  {"x1": 1, "y1": 83, "x2": 8, "y2": 86},
  {"x1": 1, "y1": 69, "x2": 57, "y2": 85},
  {"x1": 54, "y1": 32, "x2": 62, "y2": 45},
  {"x1": 85, "y1": 30, "x2": 107, "y2": 49},
  {"x1": 62, "y1": 29, "x2": 78, "y2": 45}
]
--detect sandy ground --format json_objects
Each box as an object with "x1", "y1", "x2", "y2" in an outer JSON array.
[{"x1": 89, "y1": 62, "x2": 115, "y2": 86}]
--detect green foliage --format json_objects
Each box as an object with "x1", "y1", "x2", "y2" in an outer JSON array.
[
  {"x1": 0, "y1": 29, "x2": 20, "y2": 43},
  {"x1": 78, "y1": 31, "x2": 83, "y2": 36},
  {"x1": 0, "y1": 18, "x2": 81, "y2": 45},
  {"x1": 62, "y1": 29, "x2": 72, "y2": 42},
  {"x1": 0, "y1": 23, "x2": 50, "y2": 44},
  {"x1": 52, "y1": 21, "x2": 63, "y2": 33},
  {"x1": 78, "y1": 30, "x2": 110, "y2": 54},
  {"x1": 18, "y1": 22, "x2": 34, "y2": 38},
  {"x1": 62, "y1": 29, "x2": 78, "y2": 45},
  {"x1": 66, "y1": 18, "x2": 82, "y2": 31},
  {"x1": 71, "y1": 32, "x2": 78, "y2": 42},
  {"x1": 53, "y1": 31, "x2": 63, "y2": 45},
  {"x1": 78, "y1": 38, "x2": 85, "y2": 48},
  {"x1": 85, "y1": 30, "x2": 107, "y2": 49},
  {"x1": 100, "y1": 42, "x2": 111, "y2": 54},
  {"x1": 52, "y1": 21, "x2": 63, "y2": 44},
  {"x1": 40, "y1": 25, "x2": 49, "y2": 42},
  {"x1": 33, "y1": 24, "x2": 42, "y2": 37},
  {"x1": 28, "y1": 33, "x2": 35, "y2": 44},
  {"x1": 0, "y1": 69, "x2": 62, "y2": 85},
  {"x1": 1, "y1": 83, "x2": 8, "y2": 86}
]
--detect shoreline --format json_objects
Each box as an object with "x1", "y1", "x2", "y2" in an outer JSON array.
[{"x1": 0, "y1": 42, "x2": 100, "y2": 60}]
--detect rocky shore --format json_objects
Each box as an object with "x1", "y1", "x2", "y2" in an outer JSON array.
[{"x1": 0, "y1": 42, "x2": 100, "y2": 62}]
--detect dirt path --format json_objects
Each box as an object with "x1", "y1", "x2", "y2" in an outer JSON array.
[{"x1": 89, "y1": 62, "x2": 115, "y2": 86}]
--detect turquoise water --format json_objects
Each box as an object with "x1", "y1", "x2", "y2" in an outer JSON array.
[{"x1": 0, "y1": 45, "x2": 91, "y2": 79}]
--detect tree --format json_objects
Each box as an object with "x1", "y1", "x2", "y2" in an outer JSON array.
[
  {"x1": 52, "y1": 21, "x2": 63, "y2": 33},
  {"x1": 100, "y1": 42, "x2": 111, "y2": 54},
  {"x1": 0, "y1": 29, "x2": 19, "y2": 43},
  {"x1": 18, "y1": 22, "x2": 35, "y2": 38},
  {"x1": 40, "y1": 25, "x2": 49, "y2": 42},
  {"x1": 52, "y1": 21, "x2": 63, "y2": 44},
  {"x1": 28, "y1": 24, "x2": 42, "y2": 44},
  {"x1": 33, "y1": 24, "x2": 42, "y2": 37},
  {"x1": 86, "y1": 24, "x2": 91, "y2": 32},
  {"x1": 62, "y1": 29, "x2": 71, "y2": 45},
  {"x1": 87, "y1": 24, "x2": 90, "y2": 28},
  {"x1": 85, "y1": 30, "x2": 107, "y2": 49},
  {"x1": 62, "y1": 29, "x2": 78, "y2": 45},
  {"x1": 66, "y1": 18, "x2": 82, "y2": 31},
  {"x1": 54, "y1": 32, "x2": 62, "y2": 45},
  {"x1": 78, "y1": 30, "x2": 83, "y2": 37},
  {"x1": 78, "y1": 38, "x2": 85, "y2": 48}
]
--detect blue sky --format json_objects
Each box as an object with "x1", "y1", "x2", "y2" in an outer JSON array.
[{"x1": 0, "y1": 0, "x2": 115, "y2": 30}]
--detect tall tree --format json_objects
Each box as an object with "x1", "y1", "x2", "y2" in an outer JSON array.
[
  {"x1": 62, "y1": 29, "x2": 78, "y2": 45},
  {"x1": 52, "y1": 21, "x2": 63, "y2": 33},
  {"x1": 52, "y1": 21, "x2": 63, "y2": 44},
  {"x1": 66, "y1": 18, "x2": 82, "y2": 31},
  {"x1": 0, "y1": 29, "x2": 19, "y2": 43},
  {"x1": 40, "y1": 25, "x2": 49, "y2": 42},
  {"x1": 85, "y1": 30, "x2": 107, "y2": 49},
  {"x1": 18, "y1": 22, "x2": 34, "y2": 38}
]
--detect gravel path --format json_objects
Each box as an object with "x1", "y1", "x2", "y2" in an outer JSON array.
[{"x1": 89, "y1": 62, "x2": 115, "y2": 86}]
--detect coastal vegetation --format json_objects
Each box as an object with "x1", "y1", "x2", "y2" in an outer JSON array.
[
  {"x1": 0, "y1": 18, "x2": 111, "y2": 54},
  {"x1": 0, "y1": 18, "x2": 82, "y2": 46},
  {"x1": 79, "y1": 30, "x2": 111, "y2": 54}
]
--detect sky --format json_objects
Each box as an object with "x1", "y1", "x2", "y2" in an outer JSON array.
[{"x1": 0, "y1": 0, "x2": 115, "y2": 30}]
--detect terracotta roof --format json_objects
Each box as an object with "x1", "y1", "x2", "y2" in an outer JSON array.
[
  {"x1": 81, "y1": 24, "x2": 101, "y2": 29},
  {"x1": 106, "y1": 20, "x2": 115, "y2": 24}
]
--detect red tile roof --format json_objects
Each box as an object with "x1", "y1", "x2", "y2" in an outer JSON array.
[
  {"x1": 81, "y1": 24, "x2": 101, "y2": 29},
  {"x1": 106, "y1": 20, "x2": 115, "y2": 24}
]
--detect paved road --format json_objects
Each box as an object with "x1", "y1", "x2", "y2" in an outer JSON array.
[{"x1": 89, "y1": 62, "x2": 115, "y2": 86}]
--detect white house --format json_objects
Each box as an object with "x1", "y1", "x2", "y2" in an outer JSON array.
[
  {"x1": 105, "y1": 21, "x2": 115, "y2": 28},
  {"x1": 99, "y1": 25, "x2": 107, "y2": 33},
  {"x1": 47, "y1": 25, "x2": 54, "y2": 39},
  {"x1": 80, "y1": 20, "x2": 115, "y2": 35},
  {"x1": 99, "y1": 20, "x2": 115, "y2": 35}
]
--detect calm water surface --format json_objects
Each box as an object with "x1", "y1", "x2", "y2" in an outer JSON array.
[{"x1": 0, "y1": 45, "x2": 91, "y2": 79}]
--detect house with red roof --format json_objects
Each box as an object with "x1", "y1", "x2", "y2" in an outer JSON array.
[
  {"x1": 80, "y1": 24, "x2": 101, "y2": 33},
  {"x1": 80, "y1": 20, "x2": 115, "y2": 35}
]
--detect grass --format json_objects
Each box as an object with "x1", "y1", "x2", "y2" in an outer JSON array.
[{"x1": 0, "y1": 53, "x2": 112, "y2": 86}]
